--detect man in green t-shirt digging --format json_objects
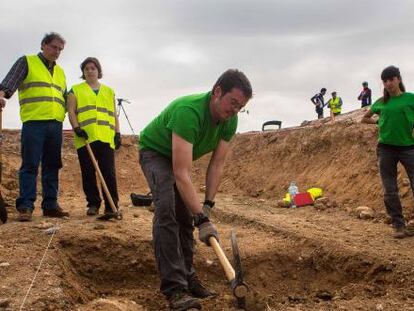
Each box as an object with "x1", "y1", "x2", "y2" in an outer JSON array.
[{"x1": 139, "y1": 69, "x2": 252, "y2": 310}]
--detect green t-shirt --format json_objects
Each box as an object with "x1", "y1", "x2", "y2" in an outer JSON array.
[
  {"x1": 139, "y1": 92, "x2": 238, "y2": 160},
  {"x1": 371, "y1": 92, "x2": 414, "y2": 146}
]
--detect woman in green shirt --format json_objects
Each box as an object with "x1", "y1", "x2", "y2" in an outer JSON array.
[{"x1": 362, "y1": 66, "x2": 414, "y2": 239}]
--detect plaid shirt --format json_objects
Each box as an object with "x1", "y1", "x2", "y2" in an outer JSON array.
[{"x1": 0, "y1": 53, "x2": 60, "y2": 99}]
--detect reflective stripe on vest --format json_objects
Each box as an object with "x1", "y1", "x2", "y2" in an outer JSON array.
[
  {"x1": 18, "y1": 55, "x2": 66, "y2": 122},
  {"x1": 72, "y1": 82, "x2": 116, "y2": 149},
  {"x1": 328, "y1": 97, "x2": 342, "y2": 113}
]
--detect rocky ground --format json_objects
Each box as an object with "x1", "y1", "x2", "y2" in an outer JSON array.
[{"x1": 1, "y1": 109, "x2": 414, "y2": 310}]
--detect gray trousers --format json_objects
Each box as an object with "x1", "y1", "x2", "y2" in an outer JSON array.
[
  {"x1": 377, "y1": 145, "x2": 414, "y2": 228},
  {"x1": 139, "y1": 149, "x2": 195, "y2": 297}
]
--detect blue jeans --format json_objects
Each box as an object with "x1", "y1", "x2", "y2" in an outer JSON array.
[
  {"x1": 16, "y1": 120, "x2": 63, "y2": 212},
  {"x1": 377, "y1": 145, "x2": 414, "y2": 228}
]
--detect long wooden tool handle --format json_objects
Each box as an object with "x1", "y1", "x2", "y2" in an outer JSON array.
[
  {"x1": 209, "y1": 236, "x2": 235, "y2": 281},
  {"x1": 85, "y1": 142, "x2": 117, "y2": 213}
]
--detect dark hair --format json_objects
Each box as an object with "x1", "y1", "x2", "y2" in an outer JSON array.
[
  {"x1": 212, "y1": 69, "x2": 252, "y2": 99},
  {"x1": 320, "y1": 88, "x2": 327, "y2": 93},
  {"x1": 380, "y1": 65, "x2": 405, "y2": 103},
  {"x1": 41, "y1": 32, "x2": 65, "y2": 46},
  {"x1": 80, "y1": 57, "x2": 103, "y2": 80}
]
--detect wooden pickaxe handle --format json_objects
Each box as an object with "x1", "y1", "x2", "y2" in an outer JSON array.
[
  {"x1": 209, "y1": 235, "x2": 248, "y2": 302},
  {"x1": 85, "y1": 142, "x2": 118, "y2": 214},
  {"x1": 209, "y1": 236, "x2": 236, "y2": 281}
]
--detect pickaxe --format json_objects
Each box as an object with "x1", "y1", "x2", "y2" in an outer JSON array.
[{"x1": 209, "y1": 231, "x2": 248, "y2": 309}]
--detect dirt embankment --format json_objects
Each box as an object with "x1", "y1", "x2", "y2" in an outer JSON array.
[{"x1": 2, "y1": 109, "x2": 414, "y2": 311}]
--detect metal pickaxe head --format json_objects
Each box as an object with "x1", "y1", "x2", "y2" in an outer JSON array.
[{"x1": 230, "y1": 230, "x2": 248, "y2": 309}]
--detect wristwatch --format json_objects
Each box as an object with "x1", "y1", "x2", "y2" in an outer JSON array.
[
  {"x1": 193, "y1": 213, "x2": 209, "y2": 227},
  {"x1": 203, "y1": 200, "x2": 215, "y2": 208}
]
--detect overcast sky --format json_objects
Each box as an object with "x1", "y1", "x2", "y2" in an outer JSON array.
[{"x1": 1, "y1": 0, "x2": 414, "y2": 134}]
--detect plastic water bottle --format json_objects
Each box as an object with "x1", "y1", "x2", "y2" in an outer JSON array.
[{"x1": 288, "y1": 181, "x2": 299, "y2": 208}]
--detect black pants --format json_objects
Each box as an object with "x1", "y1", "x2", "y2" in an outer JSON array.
[
  {"x1": 77, "y1": 141, "x2": 119, "y2": 212},
  {"x1": 139, "y1": 149, "x2": 195, "y2": 297},
  {"x1": 316, "y1": 106, "x2": 323, "y2": 119},
  {"x1": 377, "y1": 145, "x2": 414, "y2": 228}
]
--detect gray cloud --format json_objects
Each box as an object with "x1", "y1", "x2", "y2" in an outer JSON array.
[{"x1": 1, "y1": 0, "x2": 414, "y2": 132}]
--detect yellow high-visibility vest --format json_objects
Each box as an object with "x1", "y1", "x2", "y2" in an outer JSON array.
[
  {"x1": 18, "y1": 55, "x2": 66, "y2": 122},
  {"x1": 72, "y1": 82, "x2": 116, "y2": 149},
  {"x1": 328, "y1": 97, "x2": 342, "y2": 114}
]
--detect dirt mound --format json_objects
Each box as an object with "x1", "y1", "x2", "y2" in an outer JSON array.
[{"x1": 2, "y1": 109, "x2": 414, "y2": 310}]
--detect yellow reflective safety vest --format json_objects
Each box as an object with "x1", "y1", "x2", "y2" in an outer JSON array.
[
  {"x1": 18, "y1": 55, "x2": 66, "y2": 122},
  {"x1": 328, "y1": 97, "x2": 342, "y2": 114},
  {"x1": 72, "y1": 82, "x2": 116, "y2": 149}
]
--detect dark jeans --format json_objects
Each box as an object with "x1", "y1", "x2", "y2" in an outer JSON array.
[
  {"x1": 77, "y1": 141, "x2": 118, "y2": 212},
  {"x1": 139, "y1": 149, "x2": 195, "y2": 297},
  {"x1": 16, "y1": 120, "x2": 63, "y2": 212},
  {"x1": 377, "y1": 145, "x2": 414, "y2": 228}
]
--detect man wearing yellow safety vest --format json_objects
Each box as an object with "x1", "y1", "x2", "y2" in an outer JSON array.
[
  {"x1": 0, "y1": 32, "x2": 69, "y2": 221},
  {"x1": 67, "y1": 57, "x2": 121, "y2": 219},
  {"x1": 327, "y1": 91, "x2": 343, "y2": 122}
]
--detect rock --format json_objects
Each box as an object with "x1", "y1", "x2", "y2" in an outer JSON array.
[
  {"x1": 360, "y1": 210, "x2": 374, "y2": 220},
  {"x1": 35, "y1": 221, "x2": 54, "y2": 229},
  {"x1": 199, "y1": 185, "x2": 206, "y2": 193},
  {"x1": 355, "y1": 206, "x2": 374, "y2": 219},
  {"x1": 45, "y1": 227, "x2": 60, "y2": 235},
  {"x1": 316, "y1": 290, "x2": 333, "y2": 300},
  {"x1": 0, "y1": 262, "x2": 10, "y2": 267},
  {"x1": 402, "y1": 178, "x2": 410, "y2": 186},
  {"x1": 93, "y1": 224, "x2": 106, "y2": 230},
  {"x1": 0, "y1": 298, "x2": 11, "y2": 307},
  {"x1": 376, "y1": 303, "x2": 384, "y2": 310},
  {"x1": 205, "y1": 259, "x2": 214, "y2": 267},
  {"x1": 133, "y1": 213, "x2": 139, "y2": 218}
]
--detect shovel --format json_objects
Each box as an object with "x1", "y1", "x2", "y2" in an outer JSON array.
[
  {"x1": 85, "y1": 141, "x2": 121, "y2": 220},
  {"x1": 209, "y1": 231, "x2": 248, "y2": 309},
  {"x1": 0, "y1": 109, "x2": 7, "y2": 224}
]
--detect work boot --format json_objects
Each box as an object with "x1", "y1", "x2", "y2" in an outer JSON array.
[
  {"x1": 188, "y1": 275, "x2": 217, "y2": 298},
  {"x1": 18, "y1": 209, "x2": 32, "y2": 222},
  {"x1": 43, "y1": 205, "x2": 69, "y2": 218},
  {"x1": 168, "y1": 291, "x2": 201, "y2": 311},
  {"x1": 96, "y1": 208, "x2": 120, "y2": 221},
  {"x1": 86, "y1": 206, "x2": 99, "y2": 216},
  {"x1": 393, "y1": 226, "x2": 407, "y2": 239}
]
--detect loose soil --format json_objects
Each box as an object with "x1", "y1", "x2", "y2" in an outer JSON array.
[{"x1": 1, "y1": 109, "x2": 414, "y2": 310}]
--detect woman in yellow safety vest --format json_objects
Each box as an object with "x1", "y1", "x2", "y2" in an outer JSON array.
[{"x1": 67, "y1": 57, "x2": 121, "y2": 219}]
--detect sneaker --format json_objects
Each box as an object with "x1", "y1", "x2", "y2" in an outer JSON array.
[
  {"x1": 168, "y1": 291, "x2": 201, "y2": 311},
  {"x1": 393, "y1": 226, "x2": 407, "y2": 239},
  {"x1": 43, "y1": 206, "x2": 69, "y2": 218},
  {"x1": 18, "y1": 209, "x2": 32, "y2": 222},
  {"x1": 86, "y1": 206, "x2": 99, "y2": 216},
  {"x1": 188, "y1": 275, "x2": 216, "y2": 298}
]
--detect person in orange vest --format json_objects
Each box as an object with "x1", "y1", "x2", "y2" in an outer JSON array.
[{"x1": 0, "y1": 32, "x2": 69, "y2": 221}]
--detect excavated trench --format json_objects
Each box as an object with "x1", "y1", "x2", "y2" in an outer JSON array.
[{"x1": 55, "y1": 222, "x2": 394, "y2": 311}]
